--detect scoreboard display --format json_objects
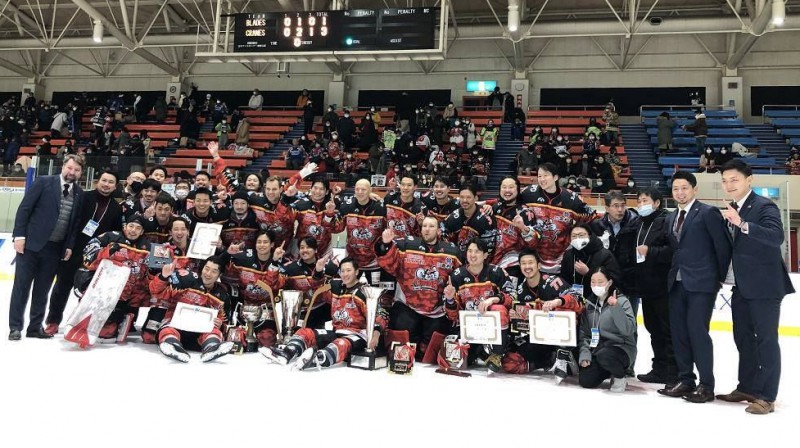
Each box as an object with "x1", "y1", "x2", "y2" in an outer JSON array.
[{"x1": 233, "y1": 7, "x2": 438, "y2": 53}]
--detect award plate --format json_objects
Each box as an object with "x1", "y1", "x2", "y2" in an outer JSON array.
[
  {"x1": 187, "y1": 223, "x2": 222, "y2": 260},
  {"x1": 459, "y1": 310, "x2": 502, "y2": 345},
  {"x1": 509, "y1": 303, "x2": 531, "y2": 334},
  {"x1": 388, "y1": 342, "x2": 416, "y2": 375},
  {"x1": 170, "y1": 302, "x2": 217, "y2": 333},
  {"x1": 529, "y1": 310, "x2": 577, "y2": 347},
  {"x1": 147, "y1": 243, "x2": 172, "y2": 269}
]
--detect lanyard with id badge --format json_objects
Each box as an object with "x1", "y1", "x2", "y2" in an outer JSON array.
[
  {"x1": 82, "y1": 201, "x2": 110, "y2": 237},
  {"x1": 635, "y1": 221, "x2": 655, "y2": 264},
  {"x1": 590, "y1": 304, "x2": 603, "y2": 348}
]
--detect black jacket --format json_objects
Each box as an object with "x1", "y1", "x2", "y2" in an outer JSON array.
[
  {"x1": 560, "y1": 235, "x2": 622, "y2": 296},
  {"x1": 590, "y1": 209, "x2": 640, "y2": 295},
  {"x1": 633, "y1": 208, "x2": 673, "y2": 298}
]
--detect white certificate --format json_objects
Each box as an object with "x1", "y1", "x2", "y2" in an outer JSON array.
[
  {"x1": 529, "y1": 310, "x2": 577, "y2": 347},
  {"x1": 170, "y1": 302, "x2": 217, "y2": 333},
  {"x1": 459, "y1": 311, "x2": 503, "y2": 345},
  {"x1": 187, "y1": 223, "x2": 222, "y2": 260}
]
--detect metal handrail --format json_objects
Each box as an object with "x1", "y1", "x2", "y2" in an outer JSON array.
[
  {"x1": 527, "y1": 105, "x2": 607, "y2": 111},
  {"x1": 761, "y1": 104, "x2": 800, "y2": 124}
]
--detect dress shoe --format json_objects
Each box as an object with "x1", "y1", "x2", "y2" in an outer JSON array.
[
  {"x1": 683, "y1": 385, "x2": 715, "y2": 403},
  {"x1": 26, "y1": 327, "x2": 54, "y2": 339},
  {"x1": 44, "y1": 323, "x2": 59, "y2": 336},
  {"x1": 8, "y1": 330, "x2": 21, "y2": 341},
  {"x1": 637, "y1": 370, "x2": 670, "y2": 384},
  {"x1": 745, "y1": 399, "x2": 775, "y2": 415},
  {"x1": 657, "y1": 382, "x2": 696, "y2": 398},
  {"x1": 716, "y1": 389, "x2": 757, "y2": 403}
]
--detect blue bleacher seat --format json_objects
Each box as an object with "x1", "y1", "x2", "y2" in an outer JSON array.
[
  {"x1": 650, "y1": 136, "x2": 759, "y2": 147},
  {"x1": 642, "y1": 118, "x2": 744, "y2": 127},
  {"x1": 781, "y1": 129, "x2": 800, "y2": 138},
  {"x1": 640, "y1": 109, "x2": 737, "y2": 119},
  {"x1": 661, "y1": 167, "x2": 781, "y2": 177},
  {"x1": 659, "y1": 156, "x2": 776, "y2": 167},
  {"x1": 646, "y1": 128, "x2": 752, "y2": 137},
  {"x1": 790, "y1": 138, "x2": 800, "y2": 146},
  {"x1": 764, "y1": 110, "x2": 800, "y2": 119},
  {"x1": 772, "y1": 118, "x2": 800, "y2": 128}
]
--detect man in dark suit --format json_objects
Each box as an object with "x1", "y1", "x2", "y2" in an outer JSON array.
[
  {"x1": 715, "y1": 160, "x2": 794, "y2": 414},
  {"x1": 44, "y1": 169, "x2": 123, "y2": 335},
  {"x1": 8, "y1": 154, "x2": 85, "y2": 340},
  {"x1": 658, "y1": 171, "x2": 731, "y2": 403}
]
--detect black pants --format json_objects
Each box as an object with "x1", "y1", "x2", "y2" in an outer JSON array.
[
  {"x1": 509, "y1": 343, "x2": 558, "y2": 370},
  {"x1": 579, "y1": 345, "x2": 630, "y2": 388},
  {"x1": 732, "y1": 288, "x2": 782, "y2": 402},
  {"x1": 305, "y1": 303, "x2": 332, "y2": 330},
  {"x1": 46, "y1": 250, "x2": 83, "y2": 325},
  {"x1": 8, "y1": 241, "x2": 62, "y2": 332},
  {"x1": 641, "y1": 293, "x2": 677, "y2": 375},
  {"x1": 389, "y1": 302, "x2": 451, "y2": 347},
  {"x1": 669, "y1": 282, "x2": 716, "y2": 389}
]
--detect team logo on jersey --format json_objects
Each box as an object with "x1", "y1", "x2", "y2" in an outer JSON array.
[
  {"x1": 332, "y1": 308, "x2": 352, "y2": 327},
  {"x1": 436, "y1": 258, "x2": 454, "y2": 270},
  {"x1": 416, "y1": 267, "x2": 439, "y2": 281},
  {"x1": 352, "y1": 228, "x2": 373, "y2": 240},
  {"x1": 307, "y1": 224, "x2": 322, "y2": 237}
]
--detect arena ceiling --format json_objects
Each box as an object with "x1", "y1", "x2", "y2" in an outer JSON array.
[{"x1": 0, "y1": 0, "x2": 796, "y2": 78}]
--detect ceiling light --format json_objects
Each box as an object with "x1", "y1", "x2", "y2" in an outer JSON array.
[
  {"x1": 508, "y1": 1, "x2": 520, "y2": 33},
  {"x1": 92, "y1": 20, "x2": 103, "y2": 43},
  {"x1": 773, "y1": 0, "x2": 786, "y2": 26}
]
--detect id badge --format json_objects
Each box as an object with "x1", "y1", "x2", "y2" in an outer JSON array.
[
  {"x1": 636, "y1": 251, "x2": 646, "y2": 264},
  {"x1": 590, "y1": 327, "x2": 600, "y2": 348},
  {"x1": 82, "y1": 219, "x2": 99, "y2": 237},
  {"x1": 571, "y1": 284, "x2": 584, "y2": 297}
]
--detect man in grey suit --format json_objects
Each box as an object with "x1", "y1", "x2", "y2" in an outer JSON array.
[
  {"x1": 716, "y1": 159, "x2": 794, "y2": 415},
  {"x1": 657, "y1": 171, "x2": 731, "y2": 403},
  {"x1": 8, "y1": 154, "x2": 85, "y2": 341}
]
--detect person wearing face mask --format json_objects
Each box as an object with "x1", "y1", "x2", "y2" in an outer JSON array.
[
  {"x1": 172, "y1": 180, "x2": 192, "y2": 215},
  {"x1": 215, "y1": 118, "x2": 232, "y2": 149},
  {"x1": 698, "y1": 146, "x2": 717, "y2": 173},
  {"x1": 517, "y1": 141, "x2": 538, "y2": 176},
  {"x1": 593, "y1": 155, "x2": 614, "y2": 185},
  {"x1": 560, "y1": 224, "x2": 622, "y2": 300},
  {"x1": 631, "y1": 187, "x2": 678, "y2": 384},
  {"x1": 480, "y1": 120, "x2": 499, "y2": 164},
  {"x1": 443, "y1": 102, "x2": 458, "y2": 129},
  {"x1": 622, "y1": 178, "x2": 638, "y2": 195},
  {"x1": 681, "y1": 110, "x2": 708, "y2": 156},
  {"x1": 786, "y1": 151, "x2": 800, "y2": 175},
  {"x1": 716, "y1": 145, "x2": 733, "y2": 165},
  {"x1": 583, "y1": 133, "x2": 599, "y2": 160},
  {"x1": 578, "y1": 267, "x2": 637, "y2": 392},
  {"x1": 336, "y1": 110, "x2": 356, "y2": 149},
  {"x1": 359, "y1": 112, "x2": 377, "y2": 149},
  {"x1": 565, "y1": 176, "x2": 580, "y2": 193},
  {"x1": 296, "y1": 89, "x2": 311, "y2": 108},
  {"x1": 585, "y1": 118, "x2": 602, "y2": 140},
  {"x1": 212, "y1": 98, "x2": 228, "y2": 126},
  {"x1": 249, "y1": 89, "x2": 263, "y2": 110}
]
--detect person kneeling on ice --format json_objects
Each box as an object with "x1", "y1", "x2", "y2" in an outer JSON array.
[
  {"x1": 501, "y1": 249, "x2": 584, "y2": 383},
  {"x1": 149, "y1": 257, "x2": 234, "y2": 363},
  {"x1": 578, "y1": 267, "x2": 636, "y2": 392},
  {"x1": 260, "y1": 257, "x2": 388, "y2": 371}
]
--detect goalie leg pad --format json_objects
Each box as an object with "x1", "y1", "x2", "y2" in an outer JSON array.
[
  {"x1": 384, "y1": 329, "x2": 410, "y2": 352},
  {"x1": 423, "y1": 331, "x2": 446, "y2": 364}
]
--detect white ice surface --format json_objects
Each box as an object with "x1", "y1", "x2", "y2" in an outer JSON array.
[{"x1": 0, "y1": 281, "x2": 796, "y2": 447}]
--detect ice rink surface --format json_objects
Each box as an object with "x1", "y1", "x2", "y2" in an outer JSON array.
[{"x1": 0, "y1": 278, "x2": 796, "y2": 448}]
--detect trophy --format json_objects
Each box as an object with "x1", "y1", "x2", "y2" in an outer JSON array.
[
  {"x1": 280, "y1": 290, "x2": 303, "y2": 341},
  {"x1": 226, "y1": 302, "x2": 245, "y2": 354},
  {"x1": 240, "y1": 303, "x2": 267, "y2": 352},
  {"x1": 348, "y1": 285, "x2": 388, "y2": 370}
]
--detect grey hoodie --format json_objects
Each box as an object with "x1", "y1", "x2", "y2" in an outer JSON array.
[{"x1": 578, "y1": 290, "x2": 637, "y2": 366}]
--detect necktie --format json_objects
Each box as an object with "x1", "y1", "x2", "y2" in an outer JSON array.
[
  {"x1": 63, "y1": 183, "x2": 70, "y2": 198},
  {"x1": 728, "y1": 202, "x2": 739, "y2": 235},
  {"x1": 676, "y1": 209, "x2": 686, "y2": 235}
]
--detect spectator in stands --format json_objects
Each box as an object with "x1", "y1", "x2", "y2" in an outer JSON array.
[
  {"x1": 565, "y1": 176, "x2": 580, "y2": 193},
  {"x1": 296, "y1": 89, "x2": 311, "y2": 108},
  {"x1": 212, "y1": 99, "x2": 228, "y2": 126},
  {"x1": 698, "y1": 147, "x2": 717, "y2": 173},
  {"x1": 249, "y1": 89, "x2": 263, "y2": 110},
  {"x1": 323, "y1": 105, "x2": 339, "y2": 130},
  {"x1": 215, "y1": 118, "x2": 232, "y2": 149},
  {"x1": 50, "y1": 107, "x2": 69, "y2": 138},
  {"x1": 153, "y1": 96, "x2": 168, "y2": 124},
  {"x1": 235, "y1": 117, "x2": 250, "y2": 146},
  {"x1": 133, "y1": 94, "x2": 146, "y2": 123},
  {"x1": 716, "y1": 146, "x2": 733, "y2": 165},
  {"x1": 511, "y1": 116, "x2": 525, "y2": 141},
  {"x1": 337, "y1": 110, "x2": 356, "y2": 149},
  {"x1": 682, "y1": 110, "x2": 708, "y2": 155},
  {"x1": 35, "y1": 135, "x2": 52, "y2": 156},
  {"x1": 583, "y1": 133, "x2": 600, "y2": 160},
  {"x1": 585, "y1": 118, "x2": 602, "y2": 139},
  {"x1": 286, "y1": 138, "x2": 306, "y2": 170},
  {"x1": 594, "y1": 155, "x2": 614, "y2": 187},
  {"x1": 2, "y1": 136, "x2": 20, "y2": 175},
  {"x1": 487, "y1": 86, "x2": 503, "y2": 110},
  {"x1": 359, "y1": 113, "x2": 378, "y2": 149},
  {"x1": 464, "y1": 117, "x2": 477, "y2": 151},
  {"x1": 517, "y1": 143, "x2": 537, "y2": 176},
  {"x1": 480, "y1": 119, "x2": 499, "y2": 161},
  {"x1": 180, "y1": 113, "x2": 200, "y2": 148},
  {"x1": 732, "y1": 142, "x2": 756, "y2": 158},
  {"x1": 561, "y1": 224, "x2": 622, "y2": 298},
  {"x1": 592, "y1": 177, "x2": 611, "y2": 194},
  {"x1": 443, "y1": 102, "x2": 458, "y2": 129},
  {"x1": 302, "y1": 100, "x2": 315, "y2": 137},
  {"x1": 786, "y1": 152, "x2": 800, "y2": 175},
  {"x1": 229, "y1": 108, "x2": 243, "y2": 132},
  {"x1": 657, "y1": 111, "x2": 677, "y2": 156},
  {"x1": 503, "y1": 93, "x2": 515, "y2": 123},
  {"x1": 622, "y1": 178, "x2": 639, "y2": 195},
  {"x1": 602, "y1": 105, "x2": 620, "y2": 145}
]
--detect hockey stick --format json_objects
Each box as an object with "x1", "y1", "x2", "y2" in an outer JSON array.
[{"x1": 301, "y1": 283, "x2": 332, "y2": 327}]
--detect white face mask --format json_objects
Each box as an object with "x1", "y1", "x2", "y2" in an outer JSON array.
[
  {"x1": 175, "y1": 190, "x2": 189, "y2": 199},
  {"x1": 596, "y1": 181, "x2": 603, "y2": 186},
  {"x1": 571, "y1": 238, "x2": 590, "y2": 250},
  {"x1": 628, "y1": 181, "x2": 635, "y2": 187},
  {"x1": 637, "y1": 204, "x2": 654, "y2": 217},
  {"x1": 591, "y1": 285, "x2": 608, "y2": 297}
]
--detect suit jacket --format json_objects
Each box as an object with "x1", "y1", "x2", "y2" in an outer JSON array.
[
  {"x1": 73, "y1": 190, "x2": 124, "y2": 252},
  {"x1": 666, "y1": 200, "x2": 731, "y2": 293},
  {"x1": 731, "y1": 192, "x2": 795, "y2": 299},
  {"x1": 13, "y1": 175, "x2": 84, "y2": 255}
]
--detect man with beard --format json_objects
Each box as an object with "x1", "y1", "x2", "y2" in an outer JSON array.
[
  {"x1": 290, "y1": 178, "x2": 341, "y2": 258},
  {"x1": 491, "y1": 176, "x2": 540, "y2": 286},
  {"x1": 220, "y1": 190, "x2": 260, "y2": 249},
  {"x1": 249, "y1": 176, "x2": 297, "y2": 247},
  {"x1": 441, "y1": 185, "x2": 496, "y2": 258},
  {"x1": 45, "y1": 170, "x2": 123, "y2": 335},
  {"x1": 421, "y1": 177, "x2": 459, "y2": 222},
  {"x1": 376, "y1": 216, "x2": 462, "y2": 361},
  {"x1": 383, "y1": 174, "x2": 427, "y2": 239},
  {"x1": 122, "y1": 178, "x2": 161, "y2": 221}
]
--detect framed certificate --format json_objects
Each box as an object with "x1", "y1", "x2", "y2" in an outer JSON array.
[
  {"x1": 529, "y1": 310, "x2": 577, "y2": 347},
  {"x1": 147, "y1": 243, "x2": 172, "y2": 269},
  {"x1": 459, "y1": 311, "x2": 502, "y2": 345},
  {"x1": 187, "y1": 223, "x2": 222, "y2": 260},
  {"x1": 170, "y1": 302, "x2": 217, "y2": 333}
]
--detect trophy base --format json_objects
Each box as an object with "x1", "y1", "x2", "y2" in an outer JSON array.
[
  {"x1": 244, "y1": 340, "x2": 260, "y2": 353},
  {"x1": 347, "y1": 350, "x2": 388, "y2": 370}
]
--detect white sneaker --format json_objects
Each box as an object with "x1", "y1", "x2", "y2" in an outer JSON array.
[
  {"x1": 289, "y1": 348, "x2": 317, "y2": 371},
  {"x1": 610, "y1": 376, "x2": 628, "y2": 393}
]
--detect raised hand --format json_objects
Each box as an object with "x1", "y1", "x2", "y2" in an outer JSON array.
[
  {"x1": 285, "y1": 185, "x2": 298, "y2": 197},
  {"x1": 443, "y1": 280, "x2": 456, "y2": 300},
  {"x1": 512, "y1": 213, "x2": 527, "y2": 231},
  {"x1": 227, "y1": 242, "x2": 244, "y2": 255},
  {"x1": 273, "y1": 241, "x2": 286, "y2": 261},
  {"x1": 207, "y1": 141, "x2": 219, "y2": 159},
  {"x1": 315, "y1": 253, "x2": 330, "y2": 272},
  {"x1": 326, "y1": 200, "x2": 336, "y2": 213},
  {"x1": 382, "y1": 227, "x2": 395, "y2": 244},
  {"x1": 161, "y1": 262, "x2": 175, "y2": 278}
]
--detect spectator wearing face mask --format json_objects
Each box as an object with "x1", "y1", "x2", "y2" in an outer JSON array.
[
  {"x1": 698, "y1": 146, "x2": 717, "y2": 173},
  {"x1": 517, "y1": 143, "x2": 537, "y2": 176},
  {"x1": 622, "y1": 178, "x2": 639, "y2": 195},
  {"x1": 215, "y1": 118, "x2": 232, "y2": 149},
  {"x1": 443, "y1": 102, "x2": 458, "y2": 129},
  {"x1": 786, "y1": 151, "x2": 800, "y2": 175},
  {"x1": 585, "y1": 118, "x2": 602, "y2": 139},
  {"x1": 583, "y1": 133, "x2": 599, "y2": 160},
  {"x1": 681, "y1": 110, "x2": 707, "y2": 156},
  {"x1": 560, "y1": 224, "x2": 622, "y2": 300},
  {"x1": 249, "y1": 89, "x2": 263, "y2": 110},
  {"x1": 594, "y1": 155, "x2": 614, "y2": 185},
  {"x1": 336, "y1": 110, "x2": 356, "y2": 149},
  {"x1": 716, "y1": 146, "x2": 733, "y2": 165}
]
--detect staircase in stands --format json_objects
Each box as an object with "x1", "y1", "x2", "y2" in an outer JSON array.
[
  {"x1": 242, "y1": 119, "x2": 307, "y2": 174},
  {"x1": 486, "y1": 124, "x2": 518, "y2": 191},
  {"x1": 618, "y1": 123, "x2": 664, "y2": 191},
  {"x1": 747, "y1": 124, "x2": 792, "y2": 160}
]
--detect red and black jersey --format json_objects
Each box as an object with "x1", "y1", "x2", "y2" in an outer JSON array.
[
  {"x1": 444, "y1": 264, "x2": 515, "y2": 323},
  {"x1": 327, "y1": 141, "x2": 342, "y2": 161},
  {"x1": 84, "y1": 231, "x2": 151, "y2": 307},
  {"x1": 249, "y1": 195, "x2": 296, "y2": 247},
  {"x1": 518, "y1": 185, "x2": 597, "y2": 273},
  {"x1": 421, "y1": 193, "x2": 459, "y2": 222},
  {"x1": 515, "y1": 274, "x2": 584, "y2": 314},
  {"x1": 221, "y1": 208, "x2": 260, "y2": 248},
  {"x1": 149, "y1": 270, "x2": 230, "y2": 329},
  {"x1": 121, "y1": 198, "x2": 153, "y2": 221},
  {"x1": 491, "y1": 201, "x2": 540, "y2": 269},
  {"x1": 332, "y1": 196, "x2": 387, "y2": 269},
  {"x1": 223, "y1": 249, "x2": 280, "y2": 305},
  {"x1": 274, "y1": 259, "x2": 326, "y2": 311},
  {"x1": 180, "y1": 206, "x2": 230, "y2": 235},
  {"x1": 322, "y1": 279, "x2": 389, "y2": 336},
  {"x1": 291, "y1": 196, "x2": 341, "y2": 256},
  {"x1": 141, "y1": 216, "x2": 172, "y2": 245},
  {"x1": 383, "y1": 191, "x2": 426, "y2": 240},
  {"x1": 376, "y1": 236, "x2": 461, "y2": 318},
  {"x1": 441, "y1": 206, "x2": 496, "y2": 256}
]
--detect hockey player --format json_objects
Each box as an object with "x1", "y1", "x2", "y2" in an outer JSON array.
[
  {"x1": 220, "y1": 190, "x2": 260, "y2": 248},
  {"x1": 141, "y1": 193, "x2": 175, "y2": 245},
  {"x1": 376, "y1": 216, "x2": 461, "y2": 360},
  {"x1": 181, "y1": 187, "x2": 229, "y2": 235},
  {"x1": 249, "y1": 176, "x2": 297, "y2": 247},
  {"x1": 383, "y1": 174, "x2": 427, "y2": 239},
  {"x1": 443, "y1": 239, "x2": 515, "y2": 372},
  {"x1": 150, "y1": 257, "x2": 234, "y2": 363},
  {"x1": 501, "y1": 249, "x2": 584, "y2": 383},
  {"x1": 421, "y1": 177, "x2": 459, "y2": 222},
  {"x1": 519, "y1": 162, "x2": 597, "y2": 273},
  {"x1": 491, "y1": 176, "x2": 540, "y2": 285},
  {"x1": 269, "y1": 237, "x2": 329, "y2": 329},
  {"x1": 331, "y1": 178, "x2": 387, "y2": 275},
  {"x1": 81, "y1": 214, "x2": 151, "y2": 342},
  {"x1": 260, "y1": 257, "x2": 388, "y2": 370},
  {"x1": 121, "y1": 178, "x2": 161, "y2": 221},
  {"x1": 441, "y1": 185, "x2": 496, "y2": 257},
  {"x1": 290, "y1": 178, "x2": 341, "y2": 259}
]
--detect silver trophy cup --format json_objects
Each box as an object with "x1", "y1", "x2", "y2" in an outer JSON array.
[
  {"x1": 277, "y1": 290, "x2": 302, "y2": 342},
  {"x1": 348, "y1": 285, "x2": 388, "y2": 370}
]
